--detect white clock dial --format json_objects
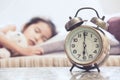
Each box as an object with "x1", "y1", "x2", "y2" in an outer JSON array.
[{"x1": 65, "y1": 26, "x2": 103, "y2": 65}]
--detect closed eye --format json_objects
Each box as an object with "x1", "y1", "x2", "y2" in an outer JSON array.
[
  {"x1": 35, "y1": 27, "x2": 41, "y2": 33},
  {"x1": 42, "y1": 36, "x2": 47, "y2": 42}
]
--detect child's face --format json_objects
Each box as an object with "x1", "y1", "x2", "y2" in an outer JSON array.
[{"x1": 23, "y1": 22, "x2": 52, "y2": 46}]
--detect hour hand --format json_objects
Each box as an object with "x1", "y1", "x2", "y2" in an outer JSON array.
[{"x1": 83, "y1": 31, "x2": 86, "y2": 41}]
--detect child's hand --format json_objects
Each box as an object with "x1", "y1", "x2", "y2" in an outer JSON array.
[{"x1": 27, "y1": 46, "x2": 44, "y2": 55}]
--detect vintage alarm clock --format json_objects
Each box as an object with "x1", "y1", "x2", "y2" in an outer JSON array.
[{"x1": 64, "y1": 7, "x2": 110, "y2": 72}]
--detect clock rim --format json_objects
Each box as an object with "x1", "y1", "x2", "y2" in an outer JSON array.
[{"x1": 64, "y1": 25, "x2": 110, "y2": 66}]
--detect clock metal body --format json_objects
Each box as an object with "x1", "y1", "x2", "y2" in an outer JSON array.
[{"x1": 64, "y1": 7, "x2": 110, "y2": 72}]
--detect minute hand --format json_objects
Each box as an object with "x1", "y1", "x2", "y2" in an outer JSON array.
[{"x1": 83, "y1": 31, "x2": 86, "y2": 55}]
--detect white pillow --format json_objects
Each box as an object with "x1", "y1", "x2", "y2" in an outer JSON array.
[
  {"x1": 101, "y1": 28, "x2": 119, "y2": 46},
  {"x1": 36, "y1": 33, "x2": 65, "y2": 54}
]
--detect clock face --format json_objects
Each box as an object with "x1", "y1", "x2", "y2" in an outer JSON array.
[{"x1": 65, "y1": 26, "x2": 103, "y2": 65}]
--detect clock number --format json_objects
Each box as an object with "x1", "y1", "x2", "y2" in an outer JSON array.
[
  {"x1": 73, "y1": 38, "x2": 78, "y2": 42},
  {"x1": 83, "y1": 31, "x2": 88, "y2": 36},
  {"x1": 91, "y1": 34, "x2": 93, "y2": 38},
  {"x1": 96, "y1": 44, "x2": 99, "y2": 48},
  {"x1": 94, "y1": 38, "x2": 97, "y2": 42},
  {"x1": 71, "y1": 44, "x2": 75, "y2": 48},
  {"x1": 89, "y1": 55, "x2": 93, "y2": 59},
  {"x1": 77, "y1": 54, "x2": 81, "y2": 58},
  {"x1": 83, "y1": 56, "x2": 86, "y2": 60},
  {"x1": 93, "y1": 50, "x2": 97, "y2": 53},
  {"x1": 73, "y1": 49, "x2": 77, "y2": 54},
  {"x1": 78, "y1": 33, "x2": 81, "y2": 38}
]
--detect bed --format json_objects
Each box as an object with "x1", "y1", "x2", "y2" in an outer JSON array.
[{"x1": 0, "y1": 16, "x2": 120, "y2": 68}]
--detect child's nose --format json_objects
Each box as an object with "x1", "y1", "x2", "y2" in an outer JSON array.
[{"x1": 35, "y1": 34, "x2": 42, "y2": 42}]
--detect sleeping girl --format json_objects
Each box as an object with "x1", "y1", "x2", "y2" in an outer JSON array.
[{"x1": 0, "y1": 17, "x2": 57, "y2": 58}]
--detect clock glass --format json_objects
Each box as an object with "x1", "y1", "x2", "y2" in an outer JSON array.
[{"x1": 65, "y1": 26, "x2": 103, "y2": 65}]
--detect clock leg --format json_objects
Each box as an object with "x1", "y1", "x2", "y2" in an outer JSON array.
[
  {"x1": 70, "y1": 63, "x2": 100, "y2": 72},
  {"x1": 94, "y1": 63, "x2": 100, "y2": 72},
  {"x1": 70, "y1": 64, "x2": 92, "y2": 72},
  {"x1": 70, "y1": 64, "x2": 75, "y2": 72}
]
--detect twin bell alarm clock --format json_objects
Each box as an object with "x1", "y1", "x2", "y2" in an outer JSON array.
[{"x1": 64, "y1": 7, "x2": 110, "y2": 72}]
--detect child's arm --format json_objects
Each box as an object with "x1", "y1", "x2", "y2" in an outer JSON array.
[
  {"x1": 0, "y1": 32, "x2": 43, "y2": 56},
  {"x1": 0, "y1": 25, "x2": 43, "y2": 56}
]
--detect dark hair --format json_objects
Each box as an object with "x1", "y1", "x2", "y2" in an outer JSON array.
[{"x1": 22, "y1": 17, "x2": 57, "y2": 38}]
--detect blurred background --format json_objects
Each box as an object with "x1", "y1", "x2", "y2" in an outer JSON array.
[{"x1": 0, "y1": 0, "x2": 120, "y2": 33}]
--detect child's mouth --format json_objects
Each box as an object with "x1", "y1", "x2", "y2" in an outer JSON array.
[{"x1": 29, "y1": 39, "x2": 35, "y2": 45}]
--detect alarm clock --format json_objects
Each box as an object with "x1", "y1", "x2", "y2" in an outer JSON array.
[{"x1": 64, "y1": 7, "x2": 110, "y2": 72}]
